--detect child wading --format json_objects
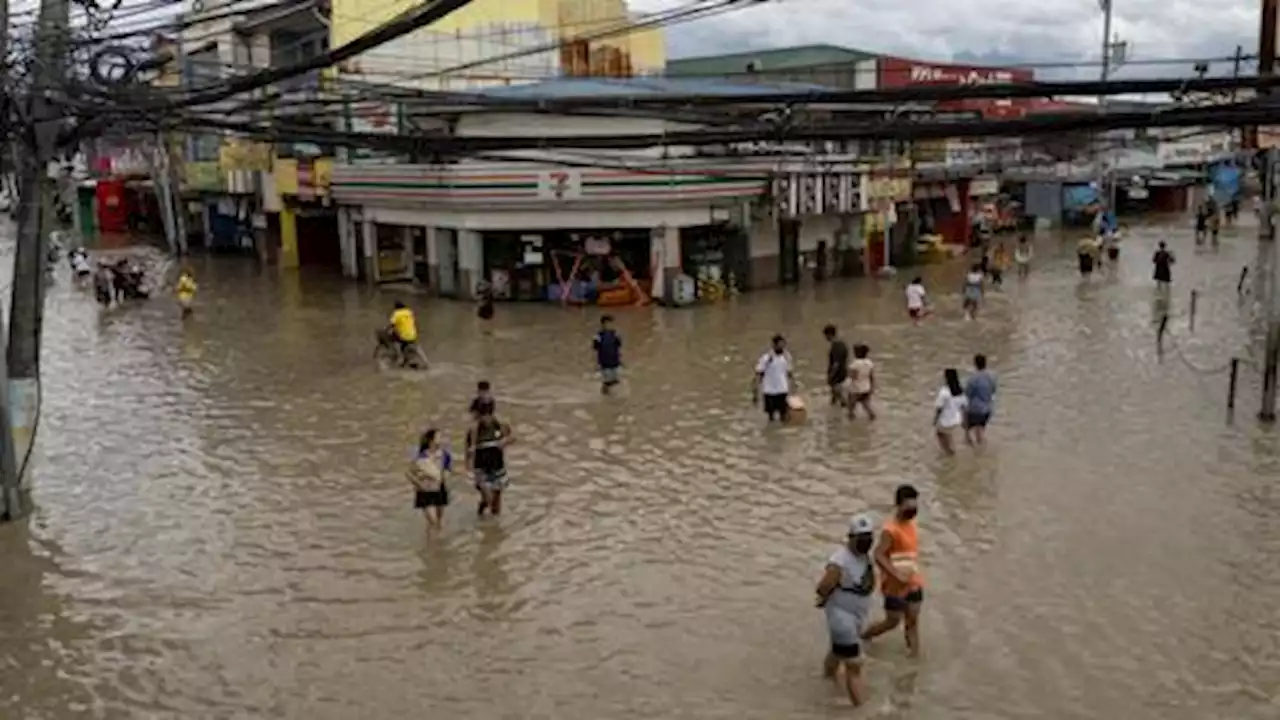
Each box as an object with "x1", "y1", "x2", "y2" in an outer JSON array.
[
  {"x1": 905, "y1": 277, "x2": 928, "y2": 324},
  {"x1": 1014, "y1": 235, "x2": 1032, "y2": 278},
  {"x1": 845, "y1": 344, "x2": 876, "y2": 420},
  {"x1": 175, "y1": 267, "x2": 198, "y2": 318},
  {"x1": 593, "y1": 315, "x2": 623, "y2": 394},
  {"x1": 989, "y1": 243, "x2": 1008, "y2": 287},
  {"x1": 962, "y1": 265, "x2": 984, "y2": 321}
]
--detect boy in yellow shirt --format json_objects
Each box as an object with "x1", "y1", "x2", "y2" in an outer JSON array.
[
  {"x1": 388, "y1": 301, "x2": 425, "y2": 367},
  {"x1": 175, "y1": 267, "x2": 198, "y2": 318}
]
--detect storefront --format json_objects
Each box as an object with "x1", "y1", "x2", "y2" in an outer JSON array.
[
  {"x1": 912, "y1": 180, "x2": 967, "y2": 245},
  {"x1": 331, "y1": 162, "x2": 767, "y2": 304},
  {"x1": 860, "y1": 173, "x2": 914, "y2": 271},
  {"x1": 679, "y1": 223, "x2": 750, "y2": 301},
  {"x1": 373, "y1": 222, "x2": 414, "y2": 282}
]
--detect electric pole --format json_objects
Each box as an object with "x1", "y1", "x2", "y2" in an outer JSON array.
[
  {"x1": 1257, "y1": 0, "x2": 1279, "y2": 422},
  {"x1": 3, "y1": 0, "x2": 72, "y2": 519},
  {"x1": 1095, "y1": 0, "x2": 1114, "y2": 209}
]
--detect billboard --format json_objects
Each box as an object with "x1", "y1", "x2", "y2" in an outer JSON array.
[
  {"x1": 878, "y1": 57, "x2": 1034, "y2": 88},
  {"x1": 879, "y1": 57, "x2": 1035, "y2": 119}
]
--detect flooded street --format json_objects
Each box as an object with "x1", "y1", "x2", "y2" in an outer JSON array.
[{"x1": 2, "y1": 216, "x2": 1279, "y2": 720}]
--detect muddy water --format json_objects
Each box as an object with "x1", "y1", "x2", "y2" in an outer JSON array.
[{"x1": 1, "y1": 217, "x2": 1278, "y2": 720}]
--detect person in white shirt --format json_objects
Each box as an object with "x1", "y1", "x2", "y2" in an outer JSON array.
[
  {"x1": 814, "y1": 513, "x2": 877, "y2": 707},
  {"x1": 962, "y1": 264, "x2": 984, "y2": 321},
  {"x1": 845, "y1": 343, "x2": 876, "y2": 420},
  {"x1": 753, "y1": 334, "x2": 794, "y2": 422},
  {"x1": 933, "y1": 368, "x2": 968, "y2": 455},
  {"x1": 1014, "y1": 235, "x2": 1033, "y2": 278},
  {"x1": 905, "y1": 277, "x2": 928, "y2": 324}
]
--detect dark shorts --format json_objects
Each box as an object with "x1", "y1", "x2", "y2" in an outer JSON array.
[
  {"x1": 474, "y1": 468, "x2": 509, "y2": 493},
  {"x1": 478, "y1": 303, "x2": 494, "y2": 320},
  {"x1": 852, "y1": 392, "x2": 872, "y2": 404},
  {"x1": 884, "y1": 588, "x2": 924, "y2": 613},
  {"x1": 1078, "y1": 254, "x2": 1094, "y2": 274},
  {"x1": 830, "y1": 642, "x2": 861, "y2": 659},
  {"x1": 908, "y1": 307, "x2": 923, "y2": 319},
  {"x1": 965, "y1": 410, "x2": 991, "y2": 428},
  {"x1": 763, "y1": 393, "x2": 789, "y2": 419},
  {"x1": 1107, "y1": 247, "x2": 1120, "y2": 261},
  {"x1": 414, "y1": 487, "x2": 449, "y2": 508}
]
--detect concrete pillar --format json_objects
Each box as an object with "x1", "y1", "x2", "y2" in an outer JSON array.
[
  {"x1": 337, "y1": 207, "x2": 358, "y2": 279},
  {"x1": 457, "y1": 229, "x2": 483, "y2": 299},
  {"x1": 279, "y1": 207, "x2": 299, "y2": 269},
  {"x1": 649, "y1": 225, "x2": 681, "y2": 304},
  {"x1": 361, "y1": 218, "x2": 375, "y2": 285},
  {"x1": 424, "y1": 226, "x2": 440, "y2": 295}
]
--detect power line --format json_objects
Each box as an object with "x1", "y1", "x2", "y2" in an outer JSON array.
[
  {"x1": 97, "y1": 0, "x2": 479, "y2": 111},
  {"x1": 161, "y1": 95, "x2": 1278, "y2": 156}
]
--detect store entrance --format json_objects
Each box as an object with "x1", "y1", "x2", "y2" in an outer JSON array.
[
  {"x1": 483, "y1": 229, "x2": 653, "y2": 304},
  {"x1": 374, "y1": 223, "x2": 413, "y2": 283}
]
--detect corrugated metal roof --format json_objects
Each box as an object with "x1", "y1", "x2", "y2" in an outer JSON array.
[
  {"x1": 475, "y1": 76, "x2": 837, "y2": 99},
  {"x1": 666, "y1": 44, "x2": 877, "y2": 76}
]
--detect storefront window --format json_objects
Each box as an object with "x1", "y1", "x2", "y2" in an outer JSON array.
[
  {"x1": 681, "y1": 225, "x2": 728, "y2": 299},
  {"x1": 483, "y1": 229, "x2": 652, "y2": 304},
  {"x1": 374, "y1": 223, "x2": 411, "y2": 281}
]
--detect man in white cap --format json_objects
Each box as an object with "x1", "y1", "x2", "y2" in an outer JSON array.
[{"x1": 814, "y1": 513, "x2": 877, "y2": 706}]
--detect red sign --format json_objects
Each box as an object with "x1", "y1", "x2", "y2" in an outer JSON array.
[
  {"x1": 879, "y1": 56, "x2": 1035, "y2": 119},
  {"x1": 879, "y1": 56, "x2": 1033, "y2": 89},
  {"x1": 96, "y1": 178, "x2": 129, "y2": 234}
]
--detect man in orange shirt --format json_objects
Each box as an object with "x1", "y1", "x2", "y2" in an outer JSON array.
[{"x1": 861, "y1": 484, "x2": 924, "y2": 656}]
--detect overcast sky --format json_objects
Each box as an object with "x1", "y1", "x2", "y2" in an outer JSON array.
[
  {"x1": 656, "y1": 0, "x2": 1261, "y2": 79},
  {"x1": 4, "y1": 0, "x2": 1260, "y2": 80}
]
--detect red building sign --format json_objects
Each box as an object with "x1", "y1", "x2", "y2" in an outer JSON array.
[{"x1": 879, "y1": 56, "x2": 1035, "y2": 119}]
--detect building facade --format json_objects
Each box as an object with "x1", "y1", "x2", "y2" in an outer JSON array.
[{"x1": 328, "y1": 78, "x2": 873, "y2": 304}]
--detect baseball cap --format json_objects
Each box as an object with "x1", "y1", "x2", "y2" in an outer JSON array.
[{"x1": 847, "y1": 513, "x2": 875, "y2": 536}]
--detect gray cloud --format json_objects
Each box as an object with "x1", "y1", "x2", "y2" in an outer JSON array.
[{"x1": 653, "y1": 0, "x2": 1259, "y2": 79}]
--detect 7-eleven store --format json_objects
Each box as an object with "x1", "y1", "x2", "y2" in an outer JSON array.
[{"x1": 329, "y1": 162, "x2": 771, "y2": 304}]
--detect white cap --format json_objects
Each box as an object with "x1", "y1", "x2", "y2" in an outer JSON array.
[{"x1": 847, "y1": 513, "x2": 875, "y2": 536}]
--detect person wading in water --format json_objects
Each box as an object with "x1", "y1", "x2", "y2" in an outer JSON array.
[
  {"x1": 408, "y1": 429, "x2": 450, "y2": 531},
  {"x1": 862, "y1": 484, "x2": 925, "y2": 657},
  {"x1": 815, "y1": 513, "x2": 877, "y2": 706},
  {"x1": 466, "y1": 400, "x2": 514, "y2": 517},
  {"x1": 1152, "y1": 241, "x2": 1175, "y2": 294},
  {"x1": 824, "y1": 324, "x2": 850, "y2": 407}
]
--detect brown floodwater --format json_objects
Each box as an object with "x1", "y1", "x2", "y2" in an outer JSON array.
[{"x1": 1, "y1": 216, "x2": 1279, "y2": 720}]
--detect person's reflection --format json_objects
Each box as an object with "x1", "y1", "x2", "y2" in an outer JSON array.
[
  {"x1": 469, "y1": 523, "x2": 513, "y2": 620},
  {"x1": 416, "y1": 531, "x2": 459, "y2": 589}
]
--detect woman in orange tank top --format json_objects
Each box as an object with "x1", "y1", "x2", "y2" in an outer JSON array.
[{"x1": 861, "y1": 484, "x2": 925, "y2": 657}]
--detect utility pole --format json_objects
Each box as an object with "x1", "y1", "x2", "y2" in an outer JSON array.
[
  {"x1": 1260, "y1": 147, "x2": 1279, "y2": 421},
  {"x1": 1095, "y1": 0, "x2": 1114, "y2": 211},
  {"x1": 4, "y1": 0, "x2": 71, "y2": 519},
  {"x1": 878, "y1": 140, "x2": 896, "y2": 277},
  {"x1": 1256, "y1": 0, "x2": 1279, "y2": 422}
]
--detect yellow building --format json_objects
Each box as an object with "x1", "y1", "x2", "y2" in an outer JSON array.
[{"x1": 331, "y1": 0, "x2": 666, "y2": 88}]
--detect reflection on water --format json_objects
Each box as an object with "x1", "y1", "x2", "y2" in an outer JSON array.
[{"x1": 1, "y1": 217, "x2": 1279, "y2": 719}]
